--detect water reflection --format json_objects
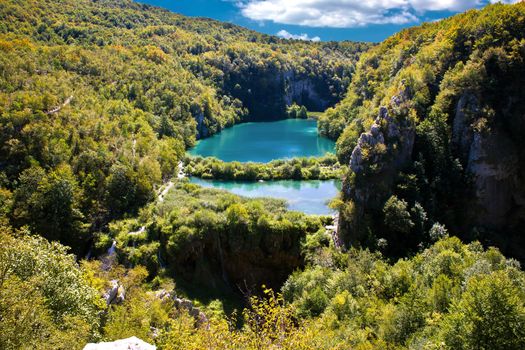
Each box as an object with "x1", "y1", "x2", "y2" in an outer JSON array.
[
  {"x1": 189, "y1": 177, "x2": 341, "y2": 215},
  {"x1": 189, "y1": 119, "x2": 335, "y2": 163}
]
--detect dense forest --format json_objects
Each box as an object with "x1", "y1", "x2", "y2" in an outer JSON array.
[
  {"x1": 1, "y1": 0, "x2": 525, "y2": 349},
  {"x1": 4, "y1": 218, "x2": 525, "y2": 349}
]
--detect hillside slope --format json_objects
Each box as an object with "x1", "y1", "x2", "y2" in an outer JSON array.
[
  {"x1": 0, "y1": 0, "x2": 367, "y2": 250},
  {"x1": 321, "y1": 2, "x2": 525, "y2": 258}
]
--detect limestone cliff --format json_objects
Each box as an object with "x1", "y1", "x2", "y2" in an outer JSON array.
[
  {"x1": 218, "y1": 66, "x2": 345, "y2": 122},
  {"x1": 282, "y1": 70, "x2": 331, "y2": 112},
  {"x1": 451, "y1": 93, "x2": 525, "y2": 255},
  {"x1": 341, "y1": 86, "x2": 415, "y2": 247},
  {"x1": 341, "y1": 87, "x2": 525, "y2": 258}
]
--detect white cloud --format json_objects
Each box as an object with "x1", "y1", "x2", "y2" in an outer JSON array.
[
  {"x1": 276, "y1": 29, "x2": 321, "y2": 41},
  {"x1": 239, "y1": 0, "x2": 519, "y2": 28}
]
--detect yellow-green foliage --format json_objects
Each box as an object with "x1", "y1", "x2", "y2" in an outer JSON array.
[
  {"x1": 282, "y1": 237, "x2": 525, "y2": 349},
  {"x1": 0, "y1": 227, "x2": 103, "y2": 350},
  {"x1": 105, "y1": 182, "x2": 326, "y2": 282},
  {"x1": 79, "y1": 237, "x2": 525, "y2": 350},
  {"x1": 155, "y1": 288, "x2": 349, "y2": 350},
  {"x1": 3, "y1": 224, "x2": 525, "y2": 350},
  {"x1": 321, "y1": 1, "x2": 525, "y2": 162},
  {"x1": 185, "y1": 154, "x2": 343, "y2": 181}
]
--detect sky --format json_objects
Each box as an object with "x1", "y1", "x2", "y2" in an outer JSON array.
[{"x1": 138, "y1": 0, "x2": 521, "y2": 42}]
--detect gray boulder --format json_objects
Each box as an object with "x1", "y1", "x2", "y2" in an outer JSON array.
[
  {"x1": 83, "y1": 336, "x2": 155, "y2": 350},
  {"x1": 103, "y1": 280, "x2": 125, "y2": 305}
]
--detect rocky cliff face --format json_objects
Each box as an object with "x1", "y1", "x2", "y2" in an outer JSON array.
[
  {"x1": 450, "y1": 93, "x2": 525, "y2": 255},
  {"x1": 195, "y1": 112, "x2": 209, "y2": 139},
  {"x1": 341, "y1": 87, "x2": 415, "y2": 245},
  {"x1": 341, "y1": 86, "x2": 525, "y2": 257},
  {"x1": 466, "y1": 131, "x2": 524, "y2": 227},
  {"x1": 282, "y1": 70, "x2": 331, "y2": 112},
  {"x1": 163, "y1": 226, "x2": 304, "y2": 292},
  {"x1": 330, "y1": 2, "x2": 525, "y2": 259},
  {"x1": 220, "y1": 68, "x2": 339, "y2": 122}
]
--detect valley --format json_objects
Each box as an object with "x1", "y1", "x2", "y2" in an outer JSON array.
[{"x1": 1, "y1": 1, "x2": 525, "y2": 349}]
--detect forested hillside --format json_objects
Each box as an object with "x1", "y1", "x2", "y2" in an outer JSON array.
[
  {"x1": 4, "y1": 222, "x2": 525, "y2": 349},
  {"x1": 321, "y1": 2, "x2": 525, "y2": 259},
  {"x1": 2, "y1": 1, "x2": 525, "y2": 349},
  {"x1": 0, "y1": 0, "x2": 366, "y2": 251}
]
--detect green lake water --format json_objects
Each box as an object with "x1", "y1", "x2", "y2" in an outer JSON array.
[
  {"x1": 188, "y1": 119, "x2": 340, "y2": 215},
  {"x1": 189, "y1": 178, "x2": 341, "y2": 215},
  {"x1": 189, "y1": 119, "x2": 335, "y2": 162}
]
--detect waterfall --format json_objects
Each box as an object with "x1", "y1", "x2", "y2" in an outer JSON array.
[{"x1": 107, "y1": 240, "x2": 117, "y2": 255}]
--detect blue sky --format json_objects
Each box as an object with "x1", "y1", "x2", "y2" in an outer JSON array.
[{"x1": 138, "y1": 0, "x2": 519, "y2": 42}]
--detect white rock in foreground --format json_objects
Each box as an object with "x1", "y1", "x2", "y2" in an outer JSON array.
[{"x1": 83, "y1": 336, "x2": 155, "y2": 350}]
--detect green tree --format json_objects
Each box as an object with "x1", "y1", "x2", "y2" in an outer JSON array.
[
  {"x1": 0, "y1": 229, "x2": 102, "y2": 349},
  {"x1": 12, "y1": 165, "x2": 87, "y2": 249},
  {"x1": 439, "y1": 271, "x2": 525, "y2": 350},
  {"x1": 106, "y1": 164, "x2": 153, "y2": 217},
  {"x1": 383, "y1": 195, "x2": 414, "y2": 234},
  {"x1": 298, "y1": 105, "x2": 308, "y2": 119}
]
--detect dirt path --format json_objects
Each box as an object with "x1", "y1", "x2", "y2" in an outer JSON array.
[
  {"x1": 46, "y1": 95, "x2": 73, "y2": 114},
  {"x1": 158, "y1": 181, "x2": 174, "y2": 203}
]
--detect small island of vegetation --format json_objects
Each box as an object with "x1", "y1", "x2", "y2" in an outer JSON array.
[{"x1": 184, "y1": 154, "x2": 344, "y2": 181}]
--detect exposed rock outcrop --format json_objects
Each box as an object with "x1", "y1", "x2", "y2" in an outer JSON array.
[
  {"x1": 347, "y1": 89, "x2": 415, "y2": 198},
  {"x1": 103, "y1": 280, "x2": 125, "y2": 305},
  {"x1": 452, "y1": 93, "x2": 480, "y2": 154},
  {"x1": 195, "y1": 112, "x2": 209, "y2": 139},
  {"x1": 83, "y1": 337, "x2": 155, "y2": 350},
  {"x1": 349, "y1": 89, "x2": 415, "y2": 178},
  {"x1": 154, "y1": 289, "x2": 208, "y2": 327},
  {"x1": 466, "y1": 130, "x2": 523, "y2": 227},
  {"x1": 283, "y1": 70, "x2": 330, "y2": 112},
  {"x1": 342, "y1": 85, "x2": 415, "y2": 245},
  {"x1": 218, "y1": 67, "x2": 338, "y2": 123},
  {"x1": 342, "y1": 83, "x2": 525, "y2": 257},
  {"x1": 451, "y1": 93, "x2": 525, "y2": 235}
]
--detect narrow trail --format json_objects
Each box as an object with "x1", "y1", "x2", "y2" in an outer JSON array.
[
  {"x1": 46, "y1": 95, "x2": 73, "y2": 114},
  {"x1": 325, "y1": 213, "x2": 343, "y2": 249},
  {"x1": 157, "y1": 162, "x2": 184, "y2": 202},
  {"x1": 128, "y1": 161, "x2": 185, "y2": 237},
  {"x1": 158, "y1": 181, "x2": 174, "y2": 203}
]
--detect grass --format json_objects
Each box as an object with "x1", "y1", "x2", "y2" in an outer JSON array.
[{"x1": 307, "y1": 111, "x2": 324, "y2": 119}]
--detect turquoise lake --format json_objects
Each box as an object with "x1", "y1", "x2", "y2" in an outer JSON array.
[
  {"x1": 189, "y1": 178, "x2": 341, "y2": 215},
  {"x1": 189, "y1": 119, "x2": 336, "y2": 163},
  {"x1": 188, "y1": 119, "x2": 340, "y2": 215}
]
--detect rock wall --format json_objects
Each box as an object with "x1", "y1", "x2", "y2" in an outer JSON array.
[
  {"x1": 341, "y1": 85, "x2": 525, "y2": 258},
  {"x1": 221, "y1": 68, "x2": 336, "y2": 122},
  {"x1": 163, "y1": 227, "x2": 304, "y2": 292},
  {"x1": 451, "y1": 93, "x2": 525, "y2": 254},
  {"x1": 341, "y1": 87, "x2": 415, "y2": 245},
  {"x1": 282, "y1": 70, "x2": 330, "y2": 112}
]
